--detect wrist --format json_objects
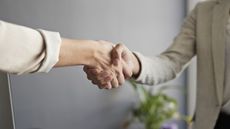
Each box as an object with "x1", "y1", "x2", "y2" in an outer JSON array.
[
  {"x1": 56, "y1": 39, "x2": 96, "y2": 67},
  {"x1": 76, "y1": 40, "x2": 99, "y2": 66}
]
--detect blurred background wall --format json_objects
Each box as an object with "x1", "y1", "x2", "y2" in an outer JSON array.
[{"x1": 0, "y1": 0, "x2": 187, "y2": 129}]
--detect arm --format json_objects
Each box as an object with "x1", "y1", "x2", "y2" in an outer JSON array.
[
  {"x1": 0, "y1": 21, "x2": 59, "y2": 74},
  {"x1": 55, "y1": 39, "x2": 113, "y2": 68},
  {"x1": 0, "y1": 21, "x2": 114, "y2": 75},
  {"x1": 83, "y1": 4, "x2": 198, "y2": 88},
  {"x1": 131, "y1": 4, "x2": 198, "y2": 85}
]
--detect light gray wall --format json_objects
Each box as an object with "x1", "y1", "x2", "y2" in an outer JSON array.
[{"x1": 0, "y1": 0, "x2": 186, "y2": 129}]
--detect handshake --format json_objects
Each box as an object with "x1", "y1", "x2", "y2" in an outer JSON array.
[{"x1": 81, "y1": 40, "x2": 140, "y2": 89}]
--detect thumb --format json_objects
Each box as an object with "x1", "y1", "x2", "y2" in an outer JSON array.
[
  {"x1": 122, "y1": 60, "x2": 133, "y2": 79},
  {"x1": 111, "y1": 44, "x2": 125, "y2": 66}
]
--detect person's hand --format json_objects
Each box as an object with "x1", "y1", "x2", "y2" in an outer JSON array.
[
  {"x1": 83, "y1": 43, "x2": 140, "y2": 89},
  {"x1": 83, "y1": 40, "x2": 124, "y2": 89}
]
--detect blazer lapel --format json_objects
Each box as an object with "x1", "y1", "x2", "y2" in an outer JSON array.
[{"x1": 212, "y1": 2, "x2": 229, "y2": 105}]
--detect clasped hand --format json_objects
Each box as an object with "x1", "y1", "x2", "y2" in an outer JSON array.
[{"x1": 83, "y1": 42, "x2": 139, "y2": 89}]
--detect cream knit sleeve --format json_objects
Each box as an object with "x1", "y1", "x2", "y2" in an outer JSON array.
[{"x1": 0, "y1": 21, "x2": 61, "y2": 74}]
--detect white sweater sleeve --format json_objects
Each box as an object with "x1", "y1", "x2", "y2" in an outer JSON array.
[{"x1": 0, "y1": 21, "x2": 61, "y2": 74}]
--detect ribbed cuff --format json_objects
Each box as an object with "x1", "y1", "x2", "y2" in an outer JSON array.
[
  {"x1": 132, "y1": 52, "x2": 148, "y2": 82},
  {"x1": 36, "y1": 29, "x2": 62, "y2": 73}
]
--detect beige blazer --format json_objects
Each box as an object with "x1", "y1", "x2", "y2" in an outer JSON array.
[
  {"x1": 0, "y1": 21, "x2": 61, "y2": 74},
  {"x1": 134, "y1": 0, "x2": 230, "y2": 129}
]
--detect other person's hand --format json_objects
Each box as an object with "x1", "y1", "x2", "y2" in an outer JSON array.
[{"x1": 83, "y1": 43, "x2": 140, "y2": 89}]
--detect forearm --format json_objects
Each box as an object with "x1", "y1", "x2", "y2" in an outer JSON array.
[
  {"x1": 54, "y1": 39, "x2": 114, "y2": 69},
  {"x1": 54, "y1": 39, "x2": 97, "y2": 67},
  {"x1": 133, "y1": 52, "x2": 188, "y2": 85},
  {"x1": 0, "y1": 20, "x2": 111, "y2": 74}
]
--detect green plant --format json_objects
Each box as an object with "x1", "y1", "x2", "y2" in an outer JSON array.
[{"x1": 124, "y1": 79, "x2": 191, "y2": 129}]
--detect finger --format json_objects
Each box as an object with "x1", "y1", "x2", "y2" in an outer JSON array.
[
  {"x1": 85, "y1": 69, "x2": 105, "y2": 85},
  {"x1": 85, "y1": 69, "x2": 95, "y2": 80},
  {"x1": 88, "y1": 69, "x2": 105, "y2": 82},
  {"x1": 122, "y1": 61, "x2": 133, "y2": 79},
  {"x1": 91, "y1": 79, "x2": 106, "y2": 89},
  {"x1": 83, "y1": 66, "x2": 101, "y2": 81},
  {"x1": 107, "y1": 83, "x2": 112, "y2": 89},
  {"x1": 102, "y1": 82, "x2": 112, "y2": 90},
  {"x1": 90, "y1": 72, "x2": 112, "y2": 87},
  {"x1": 83, "y1": 65, "x2": 98, "y2": 73},
  {"x1": 95, "y1": 71, "x2": 113, "y2": 86},
  {"x1": 112, "y1": 58, "x2": 119, "y2": 66},
  {"x1": 111, "y1": 44, "x2": 125, "y2": 64},
  {"x1": 99, "y1": 71, "x2": 113, "y2": 80},
  {"x1": 114, "y1": 62, "x2": 126, "y2": 85},
  {"x1": 86, "y1": 74, "x2": 94, "y2": 81},
  {"x1": 91, "y1": 68, "x2": 102, "y2": 75},
  {"x1": 83, "y1": 66, "x2": 91, "y2": 75},
  {"x1": 84, "y1": 65, "x2": 103, "y2": 75},
  {"x1": 117, "y1": 71, "x2": 125, "y2": 85},
  {"x1": 97, "y1": 78, "x2": 112, "y2": 89},
  {"x1": 111, "y1": 77, "x2": 119, "y2": 88},
  {"x1": 100, "y1": 80, "x2": 114, "y2": 89},
  {"x1": 86, "y1": 69, "x2": 102, "y2": 81},
  {"x1": 91, "y1": 80, "x2": 102, "y2": 89},
  {"x1": 93, "y1": 71, "x2": 113, "y2": 88},
  {"x1": 102, "y1": 74, "x2": 113, "y2": 83}
]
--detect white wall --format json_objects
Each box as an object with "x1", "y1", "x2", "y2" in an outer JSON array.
[{"x1": 0, "y1": 0, "x2": 186, "y2": 129}]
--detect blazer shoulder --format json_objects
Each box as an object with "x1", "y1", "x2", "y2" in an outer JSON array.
[
  {"x1": 197, "y1": 0, "x2": 218, "y2": 6},
  {"x1": 194, "y1": 0, "x2": 218, "y2": 13}
]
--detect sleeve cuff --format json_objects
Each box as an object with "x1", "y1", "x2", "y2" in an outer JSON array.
[
  {"x1": 36, "y1": 29, "x2": 62, "y2": 73},
  {"x1": 132, "y1": 52, "x2": 149, "y2": 83}
]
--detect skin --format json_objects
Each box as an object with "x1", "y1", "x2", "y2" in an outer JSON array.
[
  {"x1": 54, "y1": 39, "x2": 128, "y2": 89},
  {"x1": 83, "y1": 44, "x2": 141, "y2": 89},
  {"x1": 55, "y1": 39, "x2": 113, "y2": 67}
]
